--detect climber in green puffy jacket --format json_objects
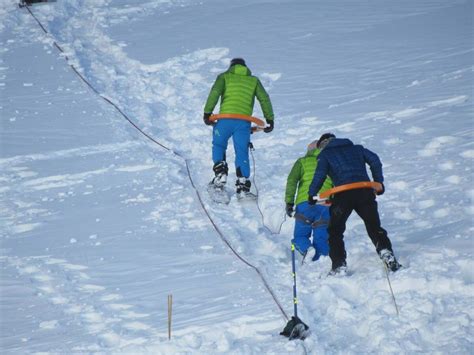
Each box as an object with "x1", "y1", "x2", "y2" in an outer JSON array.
[
  {"x1": 203, "y1": 58, "x2": 274, "y2": 198},
  {"x1": 285, "y1": 140, "x2": 333, "y2": 263}
]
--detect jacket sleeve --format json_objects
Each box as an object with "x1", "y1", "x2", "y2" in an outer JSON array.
[
  {"x1": 363, "y1": 148, "x2": 384, "y2": 183},
  {"x1": 203, "y1": 74, "x2": 225, "y2": 113},
  {"x1": 285, "y1": 159, "x2": 302, "y2": 204},
  {"x1": 309, "y1": 154, "x2": 329, "y2": 197},
  {"x1": 255, "y1": 79, "x2": 274, "y2": 121}
]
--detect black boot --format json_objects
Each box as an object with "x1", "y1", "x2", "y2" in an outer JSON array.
[
  {"x1": 211, "y1": 161, "x2": 228, "y2": 188},
  {"x1": 379, "y1": 249, "x2": 402, "y2": 272},
  {"x1": 235, "y1": 177, "x2": 256, "y2": 200},
  {"x1": 328, "y1": 261, "x2": 348, "y2": 276}
]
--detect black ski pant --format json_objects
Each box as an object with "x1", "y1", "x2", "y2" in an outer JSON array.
[{"x1": 327, "y1": 188, "x2": 393, "y2": 268}]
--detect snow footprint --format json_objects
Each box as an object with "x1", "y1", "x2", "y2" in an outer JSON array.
[{"x1": 8, "y1": 256, "x2": 158, "y2": 349}]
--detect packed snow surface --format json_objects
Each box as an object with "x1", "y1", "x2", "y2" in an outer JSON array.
[{"x1": 0, "y1": 0, "x2": 472, "y2": 353}]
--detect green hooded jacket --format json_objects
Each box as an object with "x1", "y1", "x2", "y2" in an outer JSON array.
[
  {"x1": 285, "y1": 148, "x2": 333, "y2": 206},
  {"x1": 204, "y1": 64, "x2": 274, "y2": 121}
]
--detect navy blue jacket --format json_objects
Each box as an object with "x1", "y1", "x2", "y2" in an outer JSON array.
[{"x1": 309, "y1": 138, "x2": 384, "y2": 197}]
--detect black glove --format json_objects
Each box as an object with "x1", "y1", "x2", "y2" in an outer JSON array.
[
  {"x1": 203, "y1": 112, "x2": 213, "y2": 126},
  {"x1": 376, "y1": 183, "x2": 385, "y2": 196},
  {"x1": 308, "y1": 195, "x2": 317, "y2": 206},
  {"x1": 285, "y1": 203, "x2": 294, "y2": 217},
  {"x1": 264, "y1": 119, "x2": 274, "y2": 133}
]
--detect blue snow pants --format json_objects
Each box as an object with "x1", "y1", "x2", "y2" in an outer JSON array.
[
  {"x1": 212, "y1": 119, "x2": 251, "y2": 178},
  {"x1": 292, "y1": 201, "x2": 330, "y2": 261}
]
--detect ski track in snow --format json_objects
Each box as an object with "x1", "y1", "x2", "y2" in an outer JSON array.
[{"x1": 1, "y1": 0, "x2": 473, "y2": 353}]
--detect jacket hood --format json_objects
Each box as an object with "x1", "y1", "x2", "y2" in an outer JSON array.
[
  {"x1": 326, "y1": 138, "x2": 353, "y2": 149},
  {"x1": 228, "y1": 64, "x2": 251, "y2": 76},
  {"x1": 305, "y1": 147, "x2": 322, "y2": 158}
]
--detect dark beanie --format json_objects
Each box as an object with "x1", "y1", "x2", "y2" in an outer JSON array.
[
  {"x1": 230, "y1": 58, "x2": 246, "y2": 67},
  {"x1": 317, "y1": 133, "x2": 336, "y2": 148}
]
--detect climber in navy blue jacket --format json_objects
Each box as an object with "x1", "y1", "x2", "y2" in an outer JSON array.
[
  {"x1": 308, "y1": 133, "x2": 401, "y2": 275},
  {"x1": 308, "y1": 137, "x2": 383, "y2": 192}
]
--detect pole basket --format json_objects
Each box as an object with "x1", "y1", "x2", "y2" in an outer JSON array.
[{"x1": 280, "y1": 316, "x2": 310, "y2": 341}]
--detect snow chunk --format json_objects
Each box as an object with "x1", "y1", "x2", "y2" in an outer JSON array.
[
  {"x1": 107, "y1": 303, "x2": 133, "y2": 310},
  {"x1": 395, "y1": 208, "x2": 416, "y2": 220},
  {"x1": 123, "y1": 321, "x2": 150, "y2": 331},
  {"x1": 79, "y1": 284, "x2": 106, "y2": 293},
  {"x1": 418, "y1": 136, "x2": 457, "y2": 157},
  {"x1": 261, "y1": 72, "x2": 282, "y2": 81},
  {"x1": 407, "y1": 80, "x2": 422, "y2": 87},
  {"x1": 428, "y1": 95, "x2": 468, "y2": 107},
  {"x1": 390, "y1": 181, "x2": 408, "y2": 190},
  {"x1": 393, "y1": 108, "x2": 425, "y2": 118},
  {"x1": 433, "y1": 208, "x2": 450, "y2": 218},
  {"x1": 439, "y1": 161, "x2": 454, "y2": 170},
  {"x1": 51, "y1": 296, "x2": 69, "y2": 305},
  {"x1": 123, "y1": 193, "x2": 151, "y2": 204},
  {"x1": 460, "y1": 150, "x2": 474, "y2": 159},
  {"x1": 99, "y1": 332, "x2": 122, "y2": 347},
  {"x1": 115, "y1": 164, "x2": 156, "y2": 172},
  {"x1": 63, "y1": 263, "x2": 88, "y2": 271},
  {"x1": 445, "y1": 175, "x2": 461, "y2": 184},
  {"x1": 418, "y1": 200, "x2": 435, "y2": 209},
  {"x1": 39, "y1": 320, "x2": 58, "y2": 330},
  {"x1": 384, "y1": 137, "x2": 402, "y2": 145},
  {"x1": 11, "y1": 223, "x2": 41, "y2": 234},
  {"x1": 100, "y1": 294, "x2": 122, "y2": 302},
  {"x1": 200, "y1": 245, "x2": 214, "y2": 250},
  {"x1": 405, "y1": 126, "x2": 424, "y2": 135}
]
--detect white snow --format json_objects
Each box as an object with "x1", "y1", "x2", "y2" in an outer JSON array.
[{"x1": 0, "y1": 0, "x2": 472, "y2": 353}]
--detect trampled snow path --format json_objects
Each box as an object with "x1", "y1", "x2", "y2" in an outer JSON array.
[
  {"x1": 1, "y1": 0, "x2": 473, "y2": 353},
  {"x1": 1, "y1": 4, "x2": 285, "y2": 353}
]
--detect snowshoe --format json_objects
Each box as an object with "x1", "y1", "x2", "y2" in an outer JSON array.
[
  {"x1": 236, "y1": 190, "x2": 257, "y2": 201},
  {"x1": 280, "y1": 316, "x2": 310, "y2": 341},
  {"x1": 379, "y1": 249, "x2": 402, "y2": 272},
  {"x1": 207, "y1": 181, "x2": 230, "y2": 205},
  {"x1": 208, "y1": 162, "x2": 230, "y2": 204},
  {"x1": 235, "y1": 177, "x2": 256, "y2": 201},
  {"x1": 328, "y1": 262, "x2": 348, "y2": 276},
  {"x1": 300, "y1": 246, "x2": 316, "y2": 265}
]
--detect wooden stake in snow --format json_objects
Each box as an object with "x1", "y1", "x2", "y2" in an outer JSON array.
[{"x1": 168, "y1": 294, "x2": 173, "y2": 340}]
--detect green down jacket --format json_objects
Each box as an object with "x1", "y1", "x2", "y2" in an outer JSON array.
[
  {"x1": 204, "y1": 64, "x2": 274, "y2": 121},
  {"x1": 285, "y1": 148, "x2": 333, "y2": 206}
]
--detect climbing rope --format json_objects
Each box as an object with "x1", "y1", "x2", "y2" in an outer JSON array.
[
  {"x1": 22, "y1": 5, "x2": 289, "y2": 321},
  {"x1": 249, "y1": 146, "x2": 287, "y2": 235}
]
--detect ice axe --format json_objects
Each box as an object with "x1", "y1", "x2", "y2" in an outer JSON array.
[{"x1": 280, "y1": 243, "x2": 310, "y2": 340}]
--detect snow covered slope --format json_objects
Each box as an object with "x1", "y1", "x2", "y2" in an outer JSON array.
[{"x1": 1, "y1": 0, "x2": 472, "y2": 353}]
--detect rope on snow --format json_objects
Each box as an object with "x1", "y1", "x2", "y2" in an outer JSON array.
[{"x1": 22, "y1": 4, "x2": 289, "y2": 321}]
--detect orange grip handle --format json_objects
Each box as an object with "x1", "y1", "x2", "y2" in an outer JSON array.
[
  {"x1": 210, "y1": 114, "x2": 266, "y2": 129},
  {"x1": 319, "y1": 181, "x2": 383, "y2": 199}
]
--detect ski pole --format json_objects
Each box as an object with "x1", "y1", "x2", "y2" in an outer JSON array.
[
  {"x1": 281, "y1": 243, "x2": 310, "y2": 340},
  {"x1": 291, "y1": 243, "x2": 298, "y2": 318},
  {"x1": 382, "y1": 262, "x2": 399, "y2": 316}
]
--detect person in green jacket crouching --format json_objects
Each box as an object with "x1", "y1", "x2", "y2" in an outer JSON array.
[
  {"x1": 285, "y1": 139, "x2": 333, "y2": 263},
  {"x1": 203, "y1": 58, "x2": 274, "y2": 198}
]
